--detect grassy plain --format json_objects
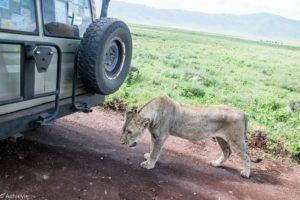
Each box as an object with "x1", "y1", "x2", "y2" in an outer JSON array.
[{"x1": 109, "y1": 24, "x2": 300, "y2": 156}]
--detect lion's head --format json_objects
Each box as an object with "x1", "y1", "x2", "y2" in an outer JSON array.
[{"x1": 120, "y1": 109, "x2": 151, "y2": 148}]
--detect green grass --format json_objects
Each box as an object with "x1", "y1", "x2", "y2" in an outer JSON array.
[{"x1": 109, "y1": 24, "x2": 300, "y2": 156}]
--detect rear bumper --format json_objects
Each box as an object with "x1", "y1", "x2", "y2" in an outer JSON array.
[{"x1": 0, "y1": 94, "x2": 104, "y2": 139}]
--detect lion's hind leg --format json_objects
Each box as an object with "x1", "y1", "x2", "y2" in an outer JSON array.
[
  {"x1": 210, "y1": 137, "x2": 232, "y2": 167},
  {"x1": 228, "y1": 139, "x2": 251, "y2": 178}
]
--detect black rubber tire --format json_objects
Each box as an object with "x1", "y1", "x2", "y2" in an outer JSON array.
[{"x1": 78, "y1": 18, "x2": 132, "y2": 95}]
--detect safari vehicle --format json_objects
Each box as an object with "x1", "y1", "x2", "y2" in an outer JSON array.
[{"x1": 0, "y1": 0, "x2": 132, "y2": 139}]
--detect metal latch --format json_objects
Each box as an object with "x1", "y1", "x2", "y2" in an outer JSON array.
[{"x1": 26, "y1": 46, "x2": 54, "y2": 73}]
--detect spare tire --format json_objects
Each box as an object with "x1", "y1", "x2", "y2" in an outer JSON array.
[{"x1": 78, "y1": 18, "x2": 132, "y2": 95}]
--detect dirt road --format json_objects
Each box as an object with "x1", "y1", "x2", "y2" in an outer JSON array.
[{"x1": 0, "y1": 107, "x2": 299, "y2": 200}]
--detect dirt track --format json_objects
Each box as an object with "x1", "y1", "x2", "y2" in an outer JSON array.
[{"x1": 0, "y1": 107, "x2": 299, "y2": 200}]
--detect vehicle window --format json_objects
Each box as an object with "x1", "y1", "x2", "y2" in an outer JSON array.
[
  {"x1": 0, "y1": 0, "x2": 37, "y2": 33},
  {"x1": 42, "y1": 0, "x2": 93, "y2": 38}
]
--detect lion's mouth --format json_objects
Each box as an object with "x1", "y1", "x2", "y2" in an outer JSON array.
[{"x1": 129, "y1": 142, "x2": 137, "y2": 148}]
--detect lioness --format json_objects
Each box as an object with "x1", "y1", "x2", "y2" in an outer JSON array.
[{"x1": 121, "y1": 96, "x2": 251, "y2": 178}]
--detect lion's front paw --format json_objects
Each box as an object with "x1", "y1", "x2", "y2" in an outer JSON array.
[
  {"x1": 210, "y1": 160, "x2": 222, "y2": 167},
  {"x1": 144, "y1": 153, "x2": 150, "y2": 160},
  {"x1": 140, "y1": 160, "x2": 155, "y2": 169},
  {"x1": 240, "y1": 169, "x2": 251, "y2": 179}
]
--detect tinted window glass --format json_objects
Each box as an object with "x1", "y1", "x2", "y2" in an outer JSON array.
[
  {"x1": 0, "y1": 0, "x2": 37, "y2": 33},
  {"x1": 42, "y1": 0, "x2": 93, "y2": 38}
]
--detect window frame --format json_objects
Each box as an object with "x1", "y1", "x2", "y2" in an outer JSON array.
[
  {"x1": 0, "y1": 0, "x2": 39, "y2": 36},
  {"x1": 40, "y1": 0, "x2": 94, "y2": 39}
]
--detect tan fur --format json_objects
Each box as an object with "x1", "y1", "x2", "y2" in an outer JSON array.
[{"x1": 121, "y1": 96, "x2": 251, "y2": 178}]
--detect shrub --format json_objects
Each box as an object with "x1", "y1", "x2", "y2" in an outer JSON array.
[
  {"x1": 180, "y1": 86, "x2": 206, "y2": 98},
  {"x1": 126, "y1": 73, "x2": 142, "y2": 86}
]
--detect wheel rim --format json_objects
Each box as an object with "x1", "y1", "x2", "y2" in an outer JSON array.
[{"x1": 104, "y1": 39, "x2": 125, "y2": 79}]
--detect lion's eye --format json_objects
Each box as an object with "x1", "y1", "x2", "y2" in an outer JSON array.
[{"x1": 127, "y1": 130, "x2": 132, "y2": 134}]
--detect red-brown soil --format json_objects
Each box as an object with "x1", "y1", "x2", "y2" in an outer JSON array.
[{"x1": 0, "y1": 107, "x2": 299, "y2": 200}]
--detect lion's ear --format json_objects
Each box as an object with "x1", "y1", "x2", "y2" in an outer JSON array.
[
  {"x1": 125, "y1": 108, "x2": 138, "y2": 120},
  {"x1": 132, "y1": 106, "x2": 138, "y2": 113},
  {"x1": 125, "y1": 110, "x2": 134, "y2": 120},
  {"x1": 142, "y1": 118, "x2": 151, "y2": 128}
]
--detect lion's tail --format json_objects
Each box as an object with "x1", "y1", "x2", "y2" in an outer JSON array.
[{"x1": 244, "y1": 114, "x2": 248, "y2": 139}]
